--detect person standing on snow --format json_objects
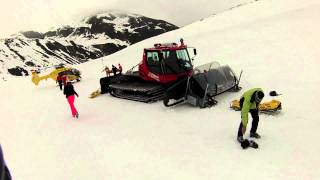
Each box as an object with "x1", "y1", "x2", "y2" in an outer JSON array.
[
  {"x1": 237, "y1": 88, "x2": 265, "y2": 143},
  {"x1": 56, "y1": 74, "x2": 63, "y2": 90},
  {"x1": 63, "y1": 79, "x2": 79, "y2": 118},
  {"x1": 111, "y1": 65, "x2": 118, "y2": 76},
  {"x1": 102, "y1": 66, "x2": 111, "y2": 77},
  {"x1": 118, "y1": 63, "x2": 123, "y2": 74}
]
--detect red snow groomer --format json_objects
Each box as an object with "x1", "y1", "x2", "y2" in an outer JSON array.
[{"x1": 100, "y1": 39, "x2": 241, "y2": 108}]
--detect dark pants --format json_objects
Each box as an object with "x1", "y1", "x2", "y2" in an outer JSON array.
[
  {"x1": 237, "y1": 109, "x2": 259, "y2": 137},
  {"x1": 58, "y1": 80, "x2": 63, "y2": 90}
]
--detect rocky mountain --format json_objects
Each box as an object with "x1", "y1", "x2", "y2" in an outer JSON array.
[{"x1": 0, "y1": 11, "x2": 178, "y2": 76}]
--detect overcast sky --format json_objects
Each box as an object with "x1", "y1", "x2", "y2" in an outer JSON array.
[{"x1": 0, "y1": 0, "x2": 251, "y2": 38}]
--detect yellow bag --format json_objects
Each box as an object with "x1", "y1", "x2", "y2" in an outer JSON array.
[
  {"x1": 89, "y1": 89, "x2": 101, "y2": 99},
  {"x1": 230, "y1": 99, "x2": 282, "y2": 113}
]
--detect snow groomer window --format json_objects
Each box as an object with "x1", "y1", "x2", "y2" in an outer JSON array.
[{"x1": 147, "y1": 51, "x2": 162, "y2": 73}]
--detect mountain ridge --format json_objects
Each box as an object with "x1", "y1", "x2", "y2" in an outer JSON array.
[{"x1": 0, "y1": 11, "x2": 178, "y2": 77}]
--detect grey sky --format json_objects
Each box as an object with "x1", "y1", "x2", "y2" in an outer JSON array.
[{"x1": 0, "y1": 0, "x2": 251, "y2": 38}]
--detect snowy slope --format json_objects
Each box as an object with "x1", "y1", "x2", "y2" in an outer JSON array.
[{"x1": 1, "y1": 0, "x2": 320, "y2": 179}]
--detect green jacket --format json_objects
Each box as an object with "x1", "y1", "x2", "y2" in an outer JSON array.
[{"x1": 241, "y1": 88, "x2": 264, "y2": 126}]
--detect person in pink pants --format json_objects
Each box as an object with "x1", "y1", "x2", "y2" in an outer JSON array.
[{"x1": 63, "y1": 81, "x2": 79, "y2": 118}]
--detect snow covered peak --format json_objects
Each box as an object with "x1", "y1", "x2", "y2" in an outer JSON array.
[{"x1": 0, "y1": 11, "x2": 178, "y2": 77}]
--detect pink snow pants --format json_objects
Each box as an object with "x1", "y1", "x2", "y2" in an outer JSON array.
[{"x1": 67, "y1": 95, "x2": 78, "y2": 117}]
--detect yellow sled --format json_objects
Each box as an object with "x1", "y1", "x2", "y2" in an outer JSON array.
[
  {"x1": 89, "y1": 89, "x2": 101, "y2": 98},
  {"x1": 230, "y1": 99, "x2": 282, "y2": 113}
]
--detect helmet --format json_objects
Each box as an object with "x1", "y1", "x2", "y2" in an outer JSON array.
[{"x1": 255, "y1": 91, "x2": 264, "y2": 103}]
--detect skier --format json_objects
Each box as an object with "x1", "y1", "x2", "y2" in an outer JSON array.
[
  {"x1": 56, "y1": 73, "x2": 63, "y2": 90},
  {"x1": 0, "y1": 145, "x2": 12, "y2": 180},
  {"x1": 63, "y1": 79, "x2": 79, "y2": 118},
  {"x1": 118, "y1": 63, "x2": 123, "y2": 74},
  {"x1": 102, "y1": 66, "x2": 112, "y2": 77},
  {"x1": 180, "y1": 38, "x2": 185, "y2": 46},
  {"x1": 237, "y1": 88, "x2": 264, "y2": 148},
  {"x1": 111, "y1": 65, "x2": 118, "y2": 76}
]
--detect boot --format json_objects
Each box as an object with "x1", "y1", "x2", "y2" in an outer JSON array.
[{"x1": 250, "y1": 132, "x2": 261, "y2": 139}]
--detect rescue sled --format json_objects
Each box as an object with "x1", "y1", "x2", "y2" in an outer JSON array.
[{"x1": 230, "y1": 99, "x2": 282, "y2": 114}]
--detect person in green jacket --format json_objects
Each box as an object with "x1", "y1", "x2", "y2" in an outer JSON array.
[{"x1": 237, "y1": 88, "x2": 265, "y2": 143}]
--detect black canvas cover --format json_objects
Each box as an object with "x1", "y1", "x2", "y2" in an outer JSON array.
[{"x1": 190, "y1": 62, "x2": 238, "y2": 97}]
